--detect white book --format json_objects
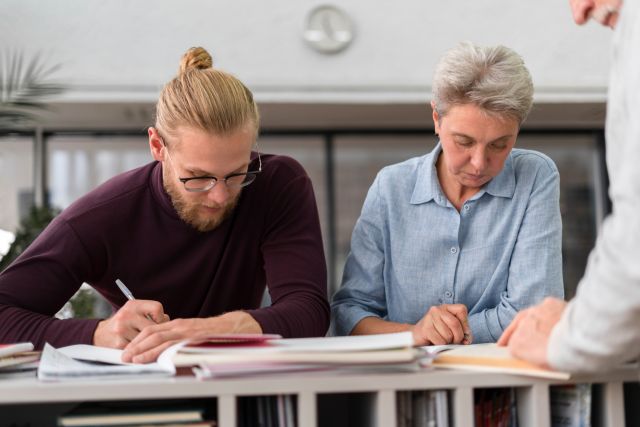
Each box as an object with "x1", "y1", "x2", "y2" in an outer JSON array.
[{"x1": 37, "y1": 343, "x2": 175, "y2": 382}]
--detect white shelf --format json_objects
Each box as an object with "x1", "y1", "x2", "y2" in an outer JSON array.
[{"x1": 0, "y1": 367, "x2": 637, "y2": 426}]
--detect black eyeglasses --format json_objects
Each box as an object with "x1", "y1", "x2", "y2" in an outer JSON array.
[
  {"x1": 179, "y1": 152, "x2": 262, "y2": 192},
  {"x1": 161, "y1": 136, "x2": 262, "y2": 193}
]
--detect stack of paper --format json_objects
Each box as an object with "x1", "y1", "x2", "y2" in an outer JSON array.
[
  {"x1": 176, "y1": 332, "x2": 417, "y2": 366},
  {"x1": 0, "y1": 342, "x2": 39, "y2": 376},
  {"x1": 184, "y1": 332, "x2": 418, "y2": 379},
  {"x1": 37, "y1": 332, "x2": 419, "y2": 381}
]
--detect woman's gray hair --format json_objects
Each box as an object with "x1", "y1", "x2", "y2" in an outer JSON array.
[{"x1": 432, "y1": 42, "x2": 534, "y2": 126}]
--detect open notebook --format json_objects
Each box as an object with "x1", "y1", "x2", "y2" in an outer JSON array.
[{"x1": 432, "y1": 343, "x2": 570, "y2": 380}]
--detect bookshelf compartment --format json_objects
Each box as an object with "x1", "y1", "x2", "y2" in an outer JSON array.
[
  {"x1": 0, "y1": 402, "x2": 77, "y2": 427},
  {"x1": 53, "y1": 397, "x2": 217, "y2": 427},
  {"x1": 236, "y1": 394, "x2": 297, "y2": 427},
  {"x1": 396, "y1": 389, "x2": 451, "y2": 427},
  {"x1": 317, "y1": 392, "x2": 376, "y2": 427},
  {"x1": 549, "y1": 383, "x2": 592, "y2": 427},
  {"x1": 473, "y1": 387, "x2": 518, "y2": 427},
  {"x1": 623, "y1": 382, "x2": 640, "y2": 427}
]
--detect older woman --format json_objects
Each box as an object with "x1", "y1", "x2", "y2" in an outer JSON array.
[{"x1": 331, "y1": 42, "x2": 563, "y2": 345}]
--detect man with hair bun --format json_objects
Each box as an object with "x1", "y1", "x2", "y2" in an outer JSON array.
[{"x1": 0, "y1": 47, "x2": 330, "y2": 363}]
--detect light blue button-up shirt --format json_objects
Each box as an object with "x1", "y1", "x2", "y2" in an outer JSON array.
[{"x1": 331, "y1": 143, "x2": 564, "y2": 343}]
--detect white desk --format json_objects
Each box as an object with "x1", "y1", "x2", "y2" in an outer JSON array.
[{"x1": 0, "y1": 366, "x2": 637, "y2": 427}]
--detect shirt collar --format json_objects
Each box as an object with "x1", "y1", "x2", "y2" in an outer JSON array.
[
  {"x1": 410, "y1": 142, "x2": 516, "y2": 205},
  {"x1": 410, "y1": 144, "x2": 444, "y2": 205},
  {"x1": 484, "y1": 153, "x2": 515, "y2": 199}
]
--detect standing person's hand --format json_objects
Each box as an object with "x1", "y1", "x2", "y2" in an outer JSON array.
[
  {"x1": 121, "y1": 311, "x2": 262, "y2": 363},
  {"x1": 498, "y1": 297, "x2": 567, "y2": 368},
  {"x1": 411, "y1": 304, "x2": 472, "y2": 346},
  {"x1": 93, "y1": 300, "x2": 169, "y2": 349}
]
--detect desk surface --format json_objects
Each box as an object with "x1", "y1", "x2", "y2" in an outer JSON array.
[{"x1": 0, "y1": 365, "x2": 637, "y2": 404}]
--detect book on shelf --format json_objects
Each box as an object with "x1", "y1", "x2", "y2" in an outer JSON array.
[
  {"x1": 57, "y1": 408, "x2": 210, "y2": 426},
  {"x1": 550, "y1": 383, "x2": 592, "y2": 427},
  {"x1": 396, "y1": 389, "x2": 449, "y2": 427},
  {"x1": 238, "y1": 395, "x2": 296, "y2": 427},
  {"x1": 432, "y1": 343, "x2": 571, "y2": 380},
  {"x1": 474, "y1": 388, "x2": 516, "y2": 427}
]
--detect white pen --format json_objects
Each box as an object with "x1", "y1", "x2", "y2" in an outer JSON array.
[
  {"x1": 115, "y1": 278, "x2": 156, "y2": 323},
  {"x1": 115, "y1": 279, "x2": 135, "y2": 300}
]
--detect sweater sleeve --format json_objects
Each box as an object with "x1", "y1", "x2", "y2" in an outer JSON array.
[
  {"x1": 0, "y1": 217, "x2": 101, "y2": 348},
  {"x1": 246, "y1": 172, "x2": 330, "y2": 338}
]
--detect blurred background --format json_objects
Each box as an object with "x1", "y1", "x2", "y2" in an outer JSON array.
[{"x1": 0, "y1": 0, "x2": 613, "y2": 310}]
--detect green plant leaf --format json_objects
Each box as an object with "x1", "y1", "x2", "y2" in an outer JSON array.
[{"x1": 0, "y1": 51, "x2": 65, "y2": 128}]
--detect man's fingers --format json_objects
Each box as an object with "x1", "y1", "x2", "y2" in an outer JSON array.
[
  {"x1": 128, "y1": 300, "x2": 166, "y2": 324},
  {"x1": 131, "y1": 340, "x2": 176, "y2": 364},
  {"x1": 498, "y1": 311, "x2": 524, "y2": 346}
]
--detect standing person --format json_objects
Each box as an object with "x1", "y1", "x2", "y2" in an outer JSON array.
[
  {"x1": 0, "y1": 47, "x2": 329, "y2": 363},
  {"x1": 331, "y1": 42, "x2": 564, "y2": 345},
  {"x1": 499, "y1": 0, "x2": 640, "y2": 372}
]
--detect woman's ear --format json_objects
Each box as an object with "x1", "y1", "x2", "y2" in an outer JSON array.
[
  {"x1": 148, "y1": 127, "x2": 165, "y2": 161},
  {"x1": 431, "y1": 101, "x2": 441, "y2": 134}
]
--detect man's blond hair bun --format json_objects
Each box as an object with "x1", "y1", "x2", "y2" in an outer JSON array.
[{"x1": 179, "y1": 46, "x2": 213, "y2": 75}]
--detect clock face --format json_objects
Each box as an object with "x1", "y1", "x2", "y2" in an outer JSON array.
[{"x1": 303, "y1": 5, "x2": 355, "y2": 54}]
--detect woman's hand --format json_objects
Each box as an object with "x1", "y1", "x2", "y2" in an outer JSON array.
[{"x1": 411, "y1": 304, "x2": 472, "y2": 346}]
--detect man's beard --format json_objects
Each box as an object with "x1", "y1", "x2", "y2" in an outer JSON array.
[{"x1": 164, "y1": 174, "x2": 240, "y2": 233}]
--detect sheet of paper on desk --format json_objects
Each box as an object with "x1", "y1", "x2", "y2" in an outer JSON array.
[
  {"x1": 417, "y1": 344, "x2": 460, "y2": 367},
  {"x1": 265, "y1": 331, "x2": 414, "y2": 353},
  {"x1": 37, "y1": 344, "x2": 175, "y2": 381},
  {"x1": 174, "y1": 347, "x2": 421, "y2": 367},
  {"x1": 0, "y1": 342, "x2": 34, "y2": 358},
  {"x1": 193, "y1": 361, "x2": 329, "y2": 379},
  {"x1": 179, "y1": 332, "x2": 414, "y2": 354}
]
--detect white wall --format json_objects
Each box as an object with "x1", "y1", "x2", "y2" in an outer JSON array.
[{"x1": 1, "y1": 0, "x2": 613, "y2": 104}]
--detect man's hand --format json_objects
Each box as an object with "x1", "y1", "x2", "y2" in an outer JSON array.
[
  {"x1": 497, "y1": 297, "x2": 567, "y2": 368},
  {"x1": 93, "y1": 300, "x2": 169, "y2": 349},
  {"x1": 121, "y1": 311, "x2": 262, "y2": 364},
  {"x1": 411, "y1": 304, "x2": 472, "y2": 346}
]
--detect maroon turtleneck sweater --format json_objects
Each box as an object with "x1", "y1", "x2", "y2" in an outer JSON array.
[{"x1": 0, "y1": 154, "x2": 329, "y2": 348}]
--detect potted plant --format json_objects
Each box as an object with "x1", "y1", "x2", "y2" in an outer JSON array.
[{"x1": 0, "y1": 52, "x2": 103, "y2": 318}]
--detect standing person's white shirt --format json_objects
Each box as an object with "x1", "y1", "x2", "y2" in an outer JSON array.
[
  {"x1": 548, "y1": 0, "x2": 640, "y2": 371},
  {"x1": 498, "y1": 0, "x2": 640, "y2": 372}
]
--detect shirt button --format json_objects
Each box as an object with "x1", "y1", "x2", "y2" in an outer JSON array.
[
  {"x1": 464, "y1": 205, "x2": 470, "y2": 211},
  {"x1": 450, "y1": 247, "x2": 458, "y2": 254},
  {"x1": 444, "y1": 291, "x2": 453, "y2": 298}
]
